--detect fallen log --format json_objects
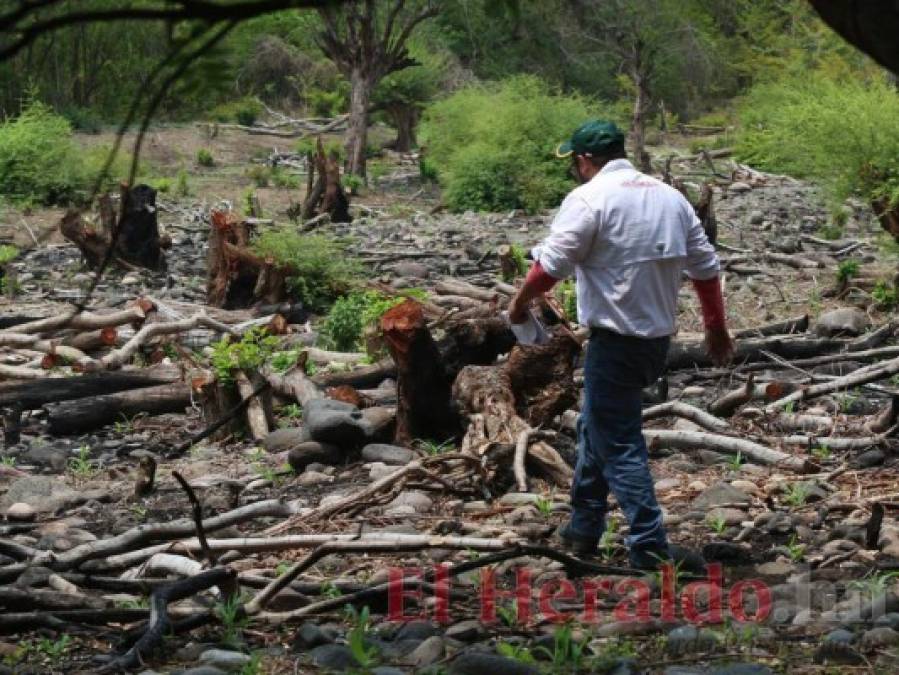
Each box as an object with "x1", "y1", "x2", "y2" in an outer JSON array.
[
  {"x1": 668, "y1": 334, "x2": 849, "y2": 370},
  {"x1": 44, "y1": 382, "x2": 192, "y2": 435},
  {"x1": 2, "y1": 303, "x2": 149, "y2": 335},
  {"x1": 734, "y1": 315, "x2": 809, "y2": 339},
  {"x1": 0, "y1": 365, "x2": 181, "y2": 409},
  {"x1": 644, "y1": 429, "x2": 812, "y2": 472}
]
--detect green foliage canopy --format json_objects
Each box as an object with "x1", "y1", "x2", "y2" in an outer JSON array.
[{"x1": 420, "y1": 76, "x2": 611, "y2": 213}]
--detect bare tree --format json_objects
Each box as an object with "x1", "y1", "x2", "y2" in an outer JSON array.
[{"x1": 317, "y1": 0, "x2": 439, "y2": 177}]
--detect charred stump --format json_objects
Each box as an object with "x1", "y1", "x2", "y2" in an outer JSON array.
[
  {"x1": 60, "y1": 185, "x2": 168, "y2": 271},
  {"x1": 301, "y1": 137, "x2": 351, "y2": 224}
]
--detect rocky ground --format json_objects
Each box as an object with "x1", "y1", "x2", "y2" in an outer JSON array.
[{"x1": 1, "y1": 126, "x2": 899, "y2": 674}]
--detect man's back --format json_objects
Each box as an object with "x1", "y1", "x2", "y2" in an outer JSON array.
[{"x1": 534, "y1": 158, "x2": 718, "y2": 337}]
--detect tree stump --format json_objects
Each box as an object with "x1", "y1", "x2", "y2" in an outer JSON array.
[
  {"x1": 380, "y1": 299, "x2": 457, "y2": 445},
  {"x1": 206, "y1": 209, "x2": 288, "y2": 309},
  {"x1": 301, "y1": 137, "x2": 351, "y2": 224},
  {"x1": 60, "y1": 185, "x2": 168, "y2": 271}
]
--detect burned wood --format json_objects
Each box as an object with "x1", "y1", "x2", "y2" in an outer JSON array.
[
  {"x1": 172, "y1": 471, "x2": 217, "y2": 567},
  {"x1": 44, "y1": 382, "x2": 191, "y2": 435},
  {"x1": 301, "y1": 137, "x2": 351, "y2": 223}
]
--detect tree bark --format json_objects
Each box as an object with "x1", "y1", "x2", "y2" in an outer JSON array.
[
  {"x1": 385, "y1": 102, "x2": 418, "y2": 152},
  {"x1": 345, "y1": 68, "x2": 372, "y2": 178},
  {"x1": 44, "y1": 383, "x2": 192, "y2": 435}
]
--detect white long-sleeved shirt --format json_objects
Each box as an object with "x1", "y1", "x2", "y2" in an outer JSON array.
[{"x1": 532, "y1": 159, "x2": 719, "y2": 338}]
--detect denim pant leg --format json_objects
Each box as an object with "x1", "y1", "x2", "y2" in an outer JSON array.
[{"x1": 570, "y1": 332, "x2": 670, "y2": 551}]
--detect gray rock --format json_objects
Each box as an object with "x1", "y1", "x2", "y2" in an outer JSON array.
[
  {"x1": 21, "y1": 443, "x2": 68, "y2": 471},
  {"x1": 198, "y1": 648, "x2": 252, "y2": 671},
  {"x1": 304, "y1": 398, "x2": 369, "y2": 447},
  {"x1": 404, "y1": 635, "x2": 445, "y2": 667},
  {"x1": 814, "y1": 307, "x2": 870, "y2": 337},
  {"x1": 691, "y1": 482, "x2": 751, "y2": 510},
  {"x1": 180, "y1": 668, "x2": 228, "y2": 675},
  {"x1": 815, "y1": 628, "x2": 863, "y2": 665},
  {"x1": 0, "y1": 476, "x2": 84, "y2": 512},
  {"x1": 395, "y1": 620, "x2": 441, "y2": 642},
  {"x1": 666, "y1": 625, "x2": 719, "y2": 656},
  {"x1": 449, "y1": 652, "x2": 540, "y2": 675},
  {"x1": 702, "y1": 542, "x2": 753, "y2": 565},
  {"x1": 757, "y1": 561, "x2": 796, "y2": 578},
  {"x1": 748, "y1": 210, "x2": 765, "y2": 225},
  {"x1": 361, "y1": 444, "x2": 414, "y2": 465},
  {"x1": 385, "y1": 490, "x2": 433, "y2": 514},
  {"x1": 292, "y1": 621, "x2": 337, "y2": 651},
  {"x1": 851, "y1": 448, "x2": 885, "y2": 469},
  {"x1": 310, "y1": 643, "x2": 357, "y2": 671},
  {"x1": 729, "y1": 182, "x2": 752, "y2": 193},
  {"x1": 860, "y1": 626, "x2": 899, "y2": 650},
  {"x1": 444, "y1": 619, "x2": 486, "y2": 642},
  {"x1": 874, "y1": 612, "x2": 899, "y2": 630},
  {"x1": 5, "y1": 502, "x2": 36, "y2": 522},
  {"x1": 287, "y1": 441, "x2": 343, "y2": 472},
  {"x1": 261, "y1": 427, "x2": 310, "y2": 453},
  {"x1": 391, "y1": 262, "x2": 430, "y2": 278}
]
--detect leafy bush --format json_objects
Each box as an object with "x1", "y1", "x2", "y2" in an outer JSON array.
[
  {"x1": 872, "y1": 280, "x2": 898, "y2": 309},
  {"x1": 0, "y1": 100, "x2": 87, "y2": 204},
  {"x1": 209, "y1": 96, "x2": 265, "y2": 126},
  {"x1": 0, "y1": 245, "x2": 19, "y2": 265},
  {"x1": 60, "y1": 105, "x2": 105, "y2": 134},
  {"x1": 837, "y1": 259, "x2": 860, "y2": 284},
  {"x1": 555, "y1": 280, "x2": 578, "y2": 323},
  {"x1": 252, "y1": 227, "x2": 359, "y2": 312},
  {"x1": 270, "y1": 166, "x2": 300, "y2": 189},
  {"x1": 175, "y1": 169, "x2": 190, "y2": 197},
  {"x1": 736, "y1": 72, "x2": 899, "y2": 209},
  {"x1": 306, "y1": 86, "x2": 349, "y2": 117},
  {"x1": 210, "y1": 327, "x2": 280, "y2": 385},
  {"x1": 420, "y1": 76, "x2": 606, "y2": 213},
  {"x1": 246, "y1": 165, "x2": 271, "y2": 188},
  {"x1": 342, "y1": 173, "x2": 364, "y2": 194},
  {"x1": 321, "y1": 290, "x2": 416, "y2": 352},
  {"x1": 197, "y1": 148, "x2": 214, "y2": 167}
]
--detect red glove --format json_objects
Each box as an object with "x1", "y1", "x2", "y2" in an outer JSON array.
[
  {"x1": 692, "y1": 276, "x2": 726, "y2": 331},
  {"x1": 525, "y1": 261, "x2": 559, "y2": 293}
]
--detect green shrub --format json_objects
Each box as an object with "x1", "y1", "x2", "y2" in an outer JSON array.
[
  {"x1": 420, "y1": 76, "x2": 608, "y2": 213},
  {"x1": 736, "y1": 72, "x2": 899, "y2": 209},
  {"x1": 555, "y1": 280, "x2": 578, "y2": 323},
  {"x1": 175, "y1": 169, "x2": 190, "y2": 197},
  {"x1": 322, "y1": 290, "x2": 425, "y2": 352},
  {"x1": 837, "y1": 259, "x2": 860, "y2": 284},
  {"x1": 210, "y1": 328, "x2": 280, "y2": 385},
  {"x1": 271, "y1": 166, "x2": 300, "y2": 189},
  {"x1": 209, "y1": 97, "x2": 264, "y2": 126},
  {"x1": 246, "y1": 165, "x2": 271, "y2": 188},
  {"x1": 0, "y1": 100, "x2": 87, "y2": 204},
  {"x1": 197, "y1": 148, "x2": 214, "y2": 167},
  {"x1": 342, "y1": 173, "x2": 364, "y2": 194},
  {"x1": 0, "y1": 245, "x2": 20, "y2": 265},
  {"x1": 149, "y1": 177, "x2": 172, "y2": 194},
  {"x1": 872, "y1": 280, "x2": 898, "y2": 309},
  {"x1": 305, "y1": 85, "x2": 349, "y2": 118},
  {"x1": 252, "y1": 227, "x2": 359, "y2": 312},
  {"x1": 60, "y1": 105, "x2": 104, "y2": 134}
]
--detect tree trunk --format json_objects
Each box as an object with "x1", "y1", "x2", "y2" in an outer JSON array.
[
  {"x1": 386, "y1": 103, "x2": 418, "y2": 153},
  {"x1": 632, "y1": 68, "x2": 650, "y2": 173},
  {"x1": 345, "y1": 69, "x2": 372, "y2": 178}
]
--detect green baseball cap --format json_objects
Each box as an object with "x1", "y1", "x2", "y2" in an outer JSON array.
[{"x1": 556, "y1": 119, "x2": 625, "y2": 158}]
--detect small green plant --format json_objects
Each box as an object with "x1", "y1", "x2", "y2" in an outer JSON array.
[
  {"x1": 836, "y1": 259, "x2": 860, "y2": 285},
  {"x1": 783, "y1": 400, "x2": 795, "y2": 414},
  {"x1": 278, "y1": 402, "x2": 303, "y2": 428},
  {"x1": 116, "y1": 596, "x2": 150, "y2": 609},
  {"x1": 534, "y1": 495, "x2": 553, "y2": 518},
  {"x1": 247, "y1": 164, "x2": 271, "y2": 187},
  {"x1": 150, "y1": 176, "x2": 172, "y2": 193},
  {"x1": 271, "y1": 166, "x2": 300, "y2": 189},
  {"x1": 496, "y1": 602, "x2": 518, "y2": 627},
  {"x1": 321, "y1": 580, "x2": 343, "y2": 599},
  {"x1": 708, "y1": 513, "x2": 728, "y2": 534},
  {"x1": 783, "y1": 482, "x2": 812, "y2": 507},
  {"x1": 129, "y1": 504, "x2": 148, "y2": 521},
  {"x1": 216, "y1": 593, "x2": 248, "y2": 648},
  {"x1": 416, "y1": 438, "x2": 455, "y2": 456},
  {"x1": 786, "y1": 534, "x2": 806, "y2": 562},
  {"x1": 113, "y1": 413, "x2": 136, "y2": 434},
  {"x1": 345, "y1": 605, "x2": 379, "y2": 669},
  {"x1": 837, "y1": 389, "x2": 860, "y2": 412},
  {"x1": 197, "y1": 148, "x2": 214, "y2": 167},
  {"x1": 0, "y1": 245, "x2": 19, "y2": 265},
  {"x1": 872, "y1": 279, "x2": 898, "y2": 309},
  {"x1": 555, "y1": 279, "x2": 578, "y2": 323},
  {"x1": 320, "y1": 290, "x2": 417, "y2": 352},
  {"x1": 818, "y1": 223, "x2": 844, "y2": 241},
  {"x1": 238, "y1": 652, "x2": 263, "y2": 675},
  {"x1": 726, "y1": 451, "x2": 743, "y2": 471},
  {"x1": 342, "y1": 173, "x2": 364, "y2": 194},
  {"x1": 34, "y1": 634, "x2": 70, "y2": 662},
  {"x1": 600, "y1": 517, "x2": 619, "y2": 559},
  {"x1": 0, "y1": 455, "x2": 16, "y2": 467},
  {"x1": 811, "y1": 444, "x2": 832, "y2": 460},
  {"x1": 175, "y1": 168, "x2": 190, "y2": 197},
  {"x1": 848, "y1": 571, "x2": 899, "y2": 599},
  {"x1": 533, "y1": 623, "x2": 592, "y2": 672},
  {"x1": 497, "y1": 641, "x2": 537, "y2": 664},
  {"x1": 68, "y1": 444, "x2": 97, "y2": 479},
  {"x1": 210, "y1": 327, "x2": 280, "y2": 385}
]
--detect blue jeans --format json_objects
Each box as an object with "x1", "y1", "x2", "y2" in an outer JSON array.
[{"x1": 570, "y1": 329, "x2": 670, "y2": 553}]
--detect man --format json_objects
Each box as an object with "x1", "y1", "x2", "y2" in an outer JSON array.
[{"x1": 509, "y1": 120, "x2": 733, "y2": 571}]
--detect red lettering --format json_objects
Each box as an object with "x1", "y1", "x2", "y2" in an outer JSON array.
[
  {"x1": 729, "y1": 579, "x2": 772, "y2": 623},
  {"x1": 613, "y1": 578, "x2": 651, "y2": 622},
  {"x1": 681, "y1": 563, "x2": 724, "y2": 625},
  {"x1": 388, "y1": 567, "x2": 425, "y2": 622},
  {"x1": 480, "y1": 566, "x2": 532, "y2": 624},
  {"x1": 538, "y1": 578, "x2": 577, "y2": 624},
  {"x1": 581, "y1": 577, "x2": 613, "y2": 624}
]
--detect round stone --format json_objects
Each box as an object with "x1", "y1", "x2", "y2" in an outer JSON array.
[{"x1": 6, "y1": 502, "x2": 36, "y2": 522}]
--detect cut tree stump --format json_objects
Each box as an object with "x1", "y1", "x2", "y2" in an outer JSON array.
[
  {"x1": 60, "y1": 186, "x2": 167, "y2": 271},
  {"x1": 206, "y1": 209, "x2": 289, "y2": 309},
  {"x1": 381, "y1": 299, "x2": 457, "y2": 445}
]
